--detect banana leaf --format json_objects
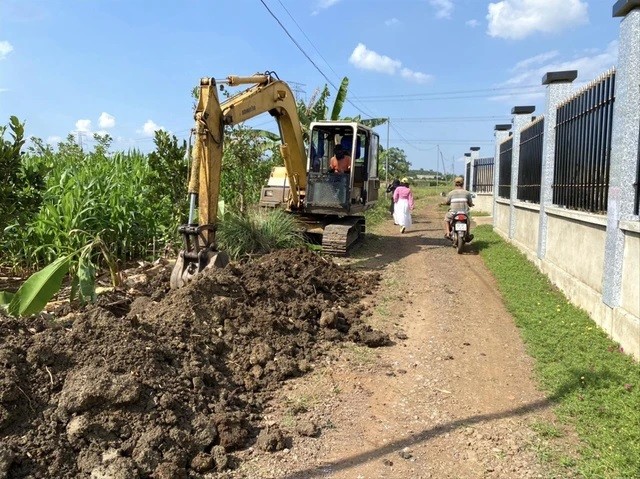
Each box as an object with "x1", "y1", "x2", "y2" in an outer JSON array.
[
  {"x1": 7, "y1": 255, "x2": 70, "y2": 317},
  {"x1": 0, "y1": 291, "x2": 15, "y2": 309},
  {"x1": 330, "y1": 77, "x2": 349, "y2": 121},
  {"x1": 76, "y1": 255, "x2": 96, "y2": 304}
]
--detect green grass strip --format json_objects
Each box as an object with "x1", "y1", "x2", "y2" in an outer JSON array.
[{"x1": 474, "y1": 225, "x2": 640, "y2": 479}]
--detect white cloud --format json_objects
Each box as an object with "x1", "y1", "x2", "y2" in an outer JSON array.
[
  {"x1": 400, "y1": 68, "x2": 432, "y2": 84},
  {"x1": 511, "y1": 51, "x2": 559, "y2": 71},
  {"x1": 491, "y1": 41, "x2": 618, "y2": 103},
  {"x1": 75, "y1": 119, "x2": 92, "y2": 132},
  {"x1": 487, "y1": 0, "x2": 589, "y2": 40},
  {"x1": 47, "y1": 135, "x2": 62, "y2": 145},
  {"x1": 465, "y1": 19, "x2": 479, "y2": 28},
  {"x1": 429, "y1": 0, "x2": 454, "y2": 19},
  {"x1": 385, "y1": 18, "x2": 400, "y2": 26},
  {"x1": 349, "y1": 43, "x2": 400, "y2": 74},
  {"x1": 349, "y1": 43, "x2": 432, "y2": 83},
  {"x1": 312, "y1": 0, "x2": 341, "y2": 15},
  {"x1": 0, "y1": 41, "x2": 13, "y2": 60},
  {"x1": 98, "y1": 112, "x2": 116, "y2": 129},
  {"x1": 140, "y1": 120, "x2": 164, "y2": 136}
]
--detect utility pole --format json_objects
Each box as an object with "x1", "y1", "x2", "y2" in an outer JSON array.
[
  {"x1": 436, "y1": 144, "x2": 440, "y2": 185},
  {"x1": 385, "y1": 117, "x2": 390, "y2": 187}
]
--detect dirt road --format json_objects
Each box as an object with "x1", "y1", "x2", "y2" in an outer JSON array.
[{"x1": 236, "y1": 198, "x2": 560, "y2": 478}]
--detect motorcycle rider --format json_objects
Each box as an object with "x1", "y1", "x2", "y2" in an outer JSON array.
[{"x1": 441, "y1": 176, "x2": 474, "y2": 239}]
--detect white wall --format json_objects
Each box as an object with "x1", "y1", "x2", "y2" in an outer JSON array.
[{"x1": 492, "y1": 202, "x2": 639, "y2": 360}]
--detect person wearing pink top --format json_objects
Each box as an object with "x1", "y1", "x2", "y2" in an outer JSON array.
[{"x1": 392, "y1": 177, "x2": 414, "y2": 233}]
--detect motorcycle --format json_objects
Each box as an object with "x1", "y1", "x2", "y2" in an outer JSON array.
[{"x1": 447, "y1": 211, "x2": 473, "y2": 254}]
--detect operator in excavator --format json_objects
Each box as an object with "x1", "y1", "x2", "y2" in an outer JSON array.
[
  {"x1": 330, "y1": 144, "x2": 351, "y2": 174},
  {"x1": 328, "y1": 143, "x2": 351, "y2": 204}
]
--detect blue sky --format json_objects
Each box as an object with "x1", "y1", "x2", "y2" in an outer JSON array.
[{"x1": 0, "y1": 0, "x2": 622, "y2": 174}]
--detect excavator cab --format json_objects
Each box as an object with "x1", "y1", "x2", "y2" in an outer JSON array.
[
  {"x1": 305, "y1": 122, "x2": 380, "y2": 215},
  {"x1": 259, "y1": 121, "x2": 380, "y2": 254}
]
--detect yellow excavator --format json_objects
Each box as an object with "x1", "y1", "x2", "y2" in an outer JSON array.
[{"x1": 170, "y1": 72, "x2": 380, "y2": 288}]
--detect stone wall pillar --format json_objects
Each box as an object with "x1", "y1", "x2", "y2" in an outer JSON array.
[
  {"x1": 603, "y1": 0, "x2": 640, "y2": 306},
  {"x1": 469, "y1": 146, "x2": 480, "y2": 192},
  {"x1": 463, "y1": 152, "x2": 471, "y2": 187}
]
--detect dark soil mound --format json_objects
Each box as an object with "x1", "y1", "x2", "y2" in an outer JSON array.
[{"x1": 0, "y1": 248, "x2": 386, "y2": 478}]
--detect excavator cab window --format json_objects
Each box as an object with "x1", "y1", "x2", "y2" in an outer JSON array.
[
  {"x1": 306, "y1": 125, "x2": 358, "y2": 210},
  {"x1": 305, "y1": 123, "x2": 379, "y2": 212}
]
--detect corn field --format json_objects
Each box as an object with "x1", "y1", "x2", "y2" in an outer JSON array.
[{"x1": 1, "y1": 118, "x2": 280, "y2": 273}]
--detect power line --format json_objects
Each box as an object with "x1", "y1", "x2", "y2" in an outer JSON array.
[
  {"x1": 388, "y1": 122, "x2": 439, "y2": 152},
  {"x1": 356, "y1": 84, "x2": 543, "y2": 100},
  {"x1": 392, "y1": 115, "x2": 511, "y2": 123},
  {"x1": 388, "y1": 139, "x2": 494, "y2": 144},
  {"x1": 258, "y1": 0, "x2": 374, "y2": 118},
  {"x1": 272, "y1": 0, "x2": 380, "y2": 119},
  {"x1": 275, "y1": 0, "x2": 341, "y2": 82},
  {"x1": 358, "y1": 91, "x2": 544, "y2": 103}
]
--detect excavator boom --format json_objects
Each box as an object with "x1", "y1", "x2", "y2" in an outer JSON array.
[{"x1": 170, "y1": 73, "x2": 309, "y2": 288}]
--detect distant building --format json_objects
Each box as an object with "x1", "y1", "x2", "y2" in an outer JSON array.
[{"x1": 415, "y1": 174, "x2": 436, "y2": 180}]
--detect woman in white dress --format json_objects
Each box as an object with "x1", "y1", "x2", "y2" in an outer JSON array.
[{"x1": 392, "y1": 177, "x2": 415, "y2": 233}]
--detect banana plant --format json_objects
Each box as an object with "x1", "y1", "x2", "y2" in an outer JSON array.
[{"x1": 0, "y1": 231, "x2": 120, "y2": 317}]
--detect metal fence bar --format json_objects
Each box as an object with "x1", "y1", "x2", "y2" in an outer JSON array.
[
  {"x1": 552, "y1": 71, "x2": 616, "y2": 213},
  {"x1": 517, "y1": 117, "x2": 544, "y2": 203},
  {"x1": 473, "y1": 157, "x2": 494, "y2": 193},
  {"x1": 498, "y1": 138, "x2": 513, "y2": 198}
]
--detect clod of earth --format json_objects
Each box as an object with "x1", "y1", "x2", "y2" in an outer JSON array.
[{"x1": 0, "y1": 248, "x2": 387, "y2": 478}]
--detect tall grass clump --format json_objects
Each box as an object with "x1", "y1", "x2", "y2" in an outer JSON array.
[
  {"x1": 474, "y1": 225, "x2": 640, "y2": 478},
  {"x1": 217, "y1": 208, "x2": 305, "y2": 259}
]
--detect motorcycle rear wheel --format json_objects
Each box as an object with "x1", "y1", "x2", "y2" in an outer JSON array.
[{"x1": 457, "y1": 231, "x2": 465, "y2": 254}]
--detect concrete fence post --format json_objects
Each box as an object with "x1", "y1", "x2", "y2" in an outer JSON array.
[
  {"x1": 469, "y1": 146, "x2": 480, "y2": 192},
  {"x1": 464, "y1": 153, "x2": 471, "y2": 187},
  {"x1": 509, "y1": 106, "x2": 536, "y2": 239},
  {"x1": 537, "y1": 71, "x2": 578, "y2": 260},
  {"x1": 492, "y1": 124, "x2": 511, "y2": 223},
  {"x1": 602, "y1": 0, "x2": 640, "y2": 306}
]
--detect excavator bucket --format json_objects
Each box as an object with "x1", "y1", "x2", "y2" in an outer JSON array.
[
  {"x1": 169, "y1": 224, "x2": 229, "y2": 289},
  {"x1": 170, "y1": 248, "x2": 229, "y2": 289}
]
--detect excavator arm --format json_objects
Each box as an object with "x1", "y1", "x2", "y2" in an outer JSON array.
[{"x1": 170, "y1": 73, "x2": 308, "y2": 288}]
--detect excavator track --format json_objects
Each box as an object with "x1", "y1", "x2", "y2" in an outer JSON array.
[{"x1": 321, "y1": 217, "x2": 365, "y2": 256}]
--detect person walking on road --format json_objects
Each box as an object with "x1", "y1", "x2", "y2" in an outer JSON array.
[
  {"x1": 386, "y1": 178, "x2": 401, "y2": 217},
  {"x1": 393, "y1": 177, "x2": 414, "y2": 233}
]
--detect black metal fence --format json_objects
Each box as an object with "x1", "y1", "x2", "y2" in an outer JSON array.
[
  {"x1": 498, "y1": 137, "x2": 513, "y2": 198},
  {"x1": 553, "y1": 71, "x2": 615, "y2": 213},
  {"x1": 473, "y1": 157, "x2": 494, "y2": 193},
  {"x1": 517, "y1": 117, "x2": 544, "y2": 203}
]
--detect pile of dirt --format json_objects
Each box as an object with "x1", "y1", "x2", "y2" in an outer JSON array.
[{"x1": 0, "y1": 248, "x2": 387, "y2": 478}]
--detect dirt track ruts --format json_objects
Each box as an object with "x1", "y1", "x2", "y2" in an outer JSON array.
[{"x1": 234, "y1": 197, "x2": 568, "y2": 479}]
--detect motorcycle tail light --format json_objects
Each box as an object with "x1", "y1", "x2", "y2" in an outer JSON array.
[{"x1": 454, "y1": 215, "x2": 466, "y2": 221}]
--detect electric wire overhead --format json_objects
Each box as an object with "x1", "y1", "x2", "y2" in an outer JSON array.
[{"x1": 258, "y1": 0, "x2": 376, "y2": 118}]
